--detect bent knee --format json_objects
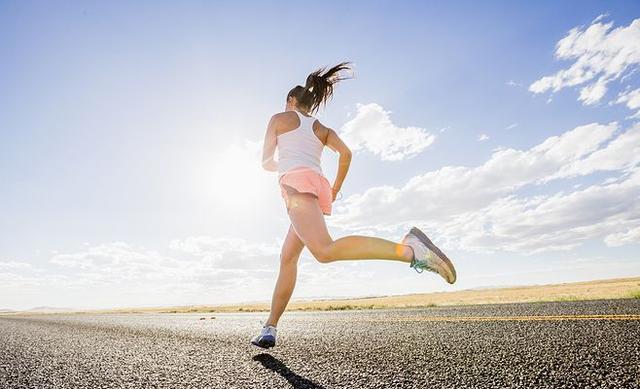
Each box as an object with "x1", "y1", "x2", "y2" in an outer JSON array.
[{"x1": 309, "y1": 246, "x2": 334, "y2": 264}]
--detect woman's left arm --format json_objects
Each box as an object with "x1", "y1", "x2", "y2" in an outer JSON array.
[
  {"x1": 262, "y1": 115, "x2": 278, "y2": 172},
  {"x1": 324, "y1": 126, "x2": 352, "y2": 200}
]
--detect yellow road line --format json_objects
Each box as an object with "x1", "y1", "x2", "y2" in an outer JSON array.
[{"x1": 362, "y1": 314, "x2": 640, "y2": 322}]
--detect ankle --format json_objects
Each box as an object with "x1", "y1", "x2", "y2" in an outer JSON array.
[{"x1": 402, "y1": 244, "x2": 415, "y2": 262}]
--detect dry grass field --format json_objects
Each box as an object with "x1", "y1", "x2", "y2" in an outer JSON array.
[
  {"x1": 4, "y1": 277, "x2": 638, "y2": 315},
  {"x1": 87, "y1": 276, "x2": 640, "y2": 314}
]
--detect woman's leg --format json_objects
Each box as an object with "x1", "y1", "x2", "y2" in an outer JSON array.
[
  {"x1": 265, "y1": 224, "x2": 305, "y2": 327},
  {"x1": 286, "y1": 192, "x2": 414, "y2": 263}
]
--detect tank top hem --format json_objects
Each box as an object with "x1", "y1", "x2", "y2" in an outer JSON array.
[{"x1": 277, "y1": 165, "x2": 325, "y2": 179}]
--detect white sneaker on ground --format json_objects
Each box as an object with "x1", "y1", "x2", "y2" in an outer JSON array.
[{"x1": 250, "y1": 325, "x2": 277, "y2": 349}]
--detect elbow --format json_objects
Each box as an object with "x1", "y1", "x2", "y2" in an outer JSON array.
[{"x1": 338, "y1": 150, "x2": 352, "y2": 167}]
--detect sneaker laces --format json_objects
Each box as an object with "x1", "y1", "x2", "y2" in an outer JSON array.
[{"x1": 410, "y1": 254, "x2": 437, "y2": 274}]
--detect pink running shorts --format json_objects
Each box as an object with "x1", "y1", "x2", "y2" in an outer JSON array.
[{"x1": 279, "y1": 167, "x2": 333, "y2": 216}]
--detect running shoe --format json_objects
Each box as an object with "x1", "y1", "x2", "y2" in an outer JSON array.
[
  {"x1": 402, "y1": 226, "x2": 457, "y2": 284},
  {"x1": 250, "y1": 325, "x2": 277, "y2": 349}
]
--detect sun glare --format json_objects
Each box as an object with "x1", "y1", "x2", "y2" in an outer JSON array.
[{"x1": 207, "y1": 141, "x2": 272, "y2": 209}]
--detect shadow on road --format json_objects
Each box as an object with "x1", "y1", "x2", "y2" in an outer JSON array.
[{"x1": 253, "y1": 353, "x2": 326, "y2": 389}]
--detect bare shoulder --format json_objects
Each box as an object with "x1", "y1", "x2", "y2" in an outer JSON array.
[
  {"x1": 271, "y1": 111, "x2": 300, "y2": 134},
  {"x1": 312, "y1": 119, "x2": 332, "y2": 144}
]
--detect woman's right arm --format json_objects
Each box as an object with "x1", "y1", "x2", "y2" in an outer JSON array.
[{"x1": 262, "y1": 115, "x2": 278, "y2": 172}]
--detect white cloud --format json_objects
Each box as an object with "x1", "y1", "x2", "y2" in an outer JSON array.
[
  {"x1": 507, "y1": 80, "x2": 523, "y2": 87},
  {"x1": 332, "y1": 122, "x2": 618, "y2": 229},
  {"x1": 578, "y1": 76, "x2": 608, "y2": 105},
  {"x1": 592, "y1": 13, "x2": 609, "y2": 24},
  {"x1": 0, "y1": 261, "x2": 33, "y2": 271},
  {"x1": 48, "y1": 238, "x2": 282, "y2": 285},
  {"x1": 505, "y1": 123, "x2": 518, "y2": 130},
  {"x1": 0, "y1": 237, "x2": 286, "y2": 309},
  {"x1": 50, "y1": 242, "x2": 180, "y2": 279},
  {"x1": 5, "y1": 236, "x2": 406, "y2": 309},
  {"x1": 605, "y1": 225, "x2": 640, "y2": 246},
  {"x1": 552, "y1": 122, "x2": 640, "y2": 179},
  {"x1": 478, "y1": 133, "x2": 490, "y2": 142},
  {"x1": 339, "y1": 103, "x2": 435, "y2": 161},
  {"x1": 615, "y1": 87, "x2": 640, "y2": 118},
  {"x1": 330, "y1": 121, "x2": 640, "y2": 253},
  {"x1": 616, "y1": 88, "x2": 640, "y2": 109},
  {"x1": 530, "y1": 18, "x2": 640, "y2": 108},
  {"x1": 168, "y1": 236, "x2": 280, "y2": 270},
  {"x1": 440, "y1": 171, "x2": 640, "y2": 253}
]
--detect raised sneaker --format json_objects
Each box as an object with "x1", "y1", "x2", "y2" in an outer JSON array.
[{"x1": 401, "y1": 226, "x2": 457, "y2": 284}]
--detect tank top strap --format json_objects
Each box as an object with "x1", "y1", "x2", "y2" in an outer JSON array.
[{"x1": 294, "y1": 110, "x2": 315, "y2": 128}]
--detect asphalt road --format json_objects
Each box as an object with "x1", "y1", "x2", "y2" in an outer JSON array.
[{"x1": 1, "y1": 300, "x2": 639, "y2": 389}]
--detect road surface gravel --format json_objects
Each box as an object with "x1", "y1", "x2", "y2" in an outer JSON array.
[{"x1": 1, "y1": 299, "x2": 639, "y2": 388}]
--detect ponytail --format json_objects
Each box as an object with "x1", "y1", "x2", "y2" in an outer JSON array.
[{"x1": 287, "y1": 62, "x2": 353, "y2": 114}]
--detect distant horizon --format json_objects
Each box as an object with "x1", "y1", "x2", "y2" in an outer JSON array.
[{"x1": 3, "y1": 275, "x2": 638, "y2": 313}]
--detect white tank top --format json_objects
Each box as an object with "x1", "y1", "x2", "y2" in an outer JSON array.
[{"x1": 277, "y1": 111, "x2": 324, "y2": 178}]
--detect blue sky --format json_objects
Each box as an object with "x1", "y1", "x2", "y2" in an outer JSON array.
[{"x1": 1, "y1": 1, "x2": 640, "y2": 310}]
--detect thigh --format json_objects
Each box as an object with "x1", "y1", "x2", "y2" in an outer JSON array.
[
  {"x1": 286, "y1": 192, "x2": 333, "y2": 253},
  {"x1": 280, "y1": 224, "x2": 305, "y2": 263}
]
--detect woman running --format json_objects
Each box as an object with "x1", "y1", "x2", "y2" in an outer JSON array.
[{"x1": 251, "y1": 62, "x2": 457, "y2": 349}]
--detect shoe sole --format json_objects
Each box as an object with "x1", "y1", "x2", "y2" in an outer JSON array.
[
  {"x1": 410, "y1": 227, "x2": 457, "y2": 284},
  {"x1": 251, "y1": 340, "x2": 275, "y2": 349}
]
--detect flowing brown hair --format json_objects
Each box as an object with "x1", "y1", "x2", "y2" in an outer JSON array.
[{"x1": 287, "y1": 62, "x2": 353, "y2": 114}]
